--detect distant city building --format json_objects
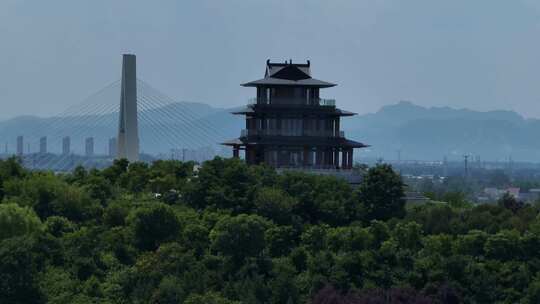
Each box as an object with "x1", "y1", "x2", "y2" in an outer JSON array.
[
  {"x1": 85, "y1": 137, "x2": 94, "y2": 157},
  {"x1": 108, "y1": 137, "x2": 117, "y2": 158},
  {"x1": 223, "y1": 59, "x2": 368, "y2": 169},
  {"x1": 39, "y1": 136, "x2": 47, "y2": 154},
  {"x1": 16, "y1": 136, "x2": 23, "y2": 156},
  {"x1": 481, "y1": 187, "x2": 535, "y2": 203},
  {"x1": 170, "y1": 146, "x2": 216, "y2": 163},
  {"x1": 62, "y1": 136, "x2": 71, "y2": 155},
  {"x1": 484, "y1": 187, "x2": 501, "y2": 199},
  {"x1": 507, "y1": 187, "x2": 520, "y2": 199},
  {"x1": 522, "y1": 189, "x2": 540, "y2": 203}
]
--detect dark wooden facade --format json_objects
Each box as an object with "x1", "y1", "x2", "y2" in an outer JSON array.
[{"x1": 223, "y1": 60, "x2": 367, "y2": 169}]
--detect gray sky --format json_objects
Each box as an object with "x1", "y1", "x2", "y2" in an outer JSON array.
[{"x1": 1, "y1": 0, "x2": 540, "y2": 120}]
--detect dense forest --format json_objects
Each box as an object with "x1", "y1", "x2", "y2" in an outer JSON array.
[{"x1": 1, "y1": 157, "x2": 540, "y2": 304}]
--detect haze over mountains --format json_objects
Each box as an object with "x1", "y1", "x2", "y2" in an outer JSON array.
[
  {"x1": 343, "y1": 101, "x2": 539, "y2": 162},
  {"x1": 1, "y1": 101, "x2": 539, "y2": 162}
]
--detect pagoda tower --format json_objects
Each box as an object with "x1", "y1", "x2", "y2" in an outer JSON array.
[{"x1": 223, "y1": 59, "x2": 367, "y2": 169}]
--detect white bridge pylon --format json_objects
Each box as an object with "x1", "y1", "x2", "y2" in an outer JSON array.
[{"x1": 117, "y1": 54, "x2": 140, "y2": 162}]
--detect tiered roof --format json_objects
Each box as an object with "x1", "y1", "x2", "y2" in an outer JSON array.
[{"x1": 241, "y1": 60, "x2": 336, "y2": 88}]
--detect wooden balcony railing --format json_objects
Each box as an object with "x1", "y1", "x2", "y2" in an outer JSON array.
[
  {"x1": 248, "y1": 97, "x2": 336, "y2": 107},
  {"x1": 241, "y1": 129, "x2": 345, "y2": 138}
]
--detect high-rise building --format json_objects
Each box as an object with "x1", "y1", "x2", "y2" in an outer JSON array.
[
  {"x1": 16, "y1": 136, "x2": 23, "y2": 156},
  {"x1": 62, "y1": 136, "x2": 71, "y2": 155},
  {"x1": 39, "y1": 136, "x2": 47, "y2": 154},
  {"x1": 85, "y1": 137, "x2": 94, "y2": 157},
  {"x1": 108, "y1": 137, "x2": 117, "y2": 158},
  {"x1": 117, "y1": 54, "x2": 140, "y2": 162},
  {"x1": 223, "y1": 60, "x2": 367, "y2": 169}
]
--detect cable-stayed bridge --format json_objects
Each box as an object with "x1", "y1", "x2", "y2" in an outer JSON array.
[{"x1": 0, "y1": 77, "x2": 240, "y2": 171}]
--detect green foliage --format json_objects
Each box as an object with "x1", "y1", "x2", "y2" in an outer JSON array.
[
  {"x1": 526, "y1": 276, "x2": 540, "y2": 304},
  {"x1": 188, "y1": 157, "x2": 258, "y2": 212},
  {"x1": 1, "y1": 157, "x2": 539, "y2": 303},
  {"x1": 81, "y1": 172, "x2": 113, "y2": 204},
  {"x1": 184, "y1": 292, "x2": 240, "y2": 304},
  {"x1": 128, "y1": 203, "x2": 182, "y2": 251},
  {"x1": 103, "y1": 200, "x2": 129, "y2": 227},
  {"x1": 0, "y1": 202, "x2": 42, "y2": 240},
  {"x1": 265, "y1": 225, "x2": 297, "y2": 257},
  {"x1": 0, "y1": 157, "x2": 25, "y2": 201},
  {"x1": 4, "y1": 173, "x2": 101, "y2": 221},
  {"x1": 254, "y1": 187, "x2": 297, "y2": 225},
  {"x1": 149, "y1": 276, "x2": 186, "y2": 304},
  {"x1": 279, "y1": 171, "x2": 356, "y2": 225},
  {"x1": 44, "y1": 216, "x2": 74, "y2": 237},
  {"x1": 182, "y1": 223, "x2": 210, "y2": 256},
  {"x1": 357, "y1": 164, "x2": 405, "y2": 221},
  {"x1": 210, "y1": 214, "x2": 269, "y2": 262},
  {"x1": 0, "y1": 236, "x2": 44, "y2": 304}
]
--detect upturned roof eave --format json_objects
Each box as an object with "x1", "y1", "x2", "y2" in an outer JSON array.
[{"x1": 241, "y1": 77, "x2": 336, "y2": 88}]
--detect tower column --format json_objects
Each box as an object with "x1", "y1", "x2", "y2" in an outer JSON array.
[
  {"x1": 261, "y1": 115, "x2": 267, "y2": 132},
  {"x1": 233, "y1": 145, "x2": 240, "y2": 158},
  {"x1": 316, "y1": 148, "x2": 322, "y2": 167},
  {"x1": 303, "y1": 147, "x2": 309, "y2": 167},
  {"x1": 324, "y1": 148, "x2": 330, "y2": 168},
  {"x1": 347, "y1": 149, "x2": 354, "y2": 169},
  {"x1": 342, "y1": 150, "x2": 348, "y2": 169},
  {"x1": 333, "y1": 148, "x2": 339, "y2": 168},
  {"x1": 117, "y1": 54, "x2": 139, "y2": 162}
]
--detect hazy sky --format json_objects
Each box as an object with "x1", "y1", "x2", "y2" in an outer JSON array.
[{"x1": 2, "y1": 0, "x2": 540, "y2": 120}]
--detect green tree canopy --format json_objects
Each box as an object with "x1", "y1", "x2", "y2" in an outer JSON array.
[
  {"x1": 128, "y1": 203, "x2": 182, "y2": 251},
  {"x1": 0, "y1": 236, "x2": 44, "y2": 304},
  {"x1": 0, "y1": 157, "x2": 538, "y2": 303},
  {"x1": 0, "y1": 203, "x2": 42, "y2": 241},
  {"x1": 357, "y1": 164, "x2": 405, "y2": 221},
  {"x1": 210, "y1": 214, "x2": 269, "y2": 262},
  {"x1": 254, "y1": 187, "x2": 297, "y2": 225}
]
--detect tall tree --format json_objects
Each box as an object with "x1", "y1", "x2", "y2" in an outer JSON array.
[{"x1": 357, "y1": 164, "x2": 405, "y2": 221}]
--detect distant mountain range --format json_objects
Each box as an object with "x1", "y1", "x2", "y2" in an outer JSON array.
[
  {"x1": 1, "y1": 101, "x2": 539, "y2": 161},
  {"x1": 343, "y1": 101, "x2": 540, "y2": 161}
]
